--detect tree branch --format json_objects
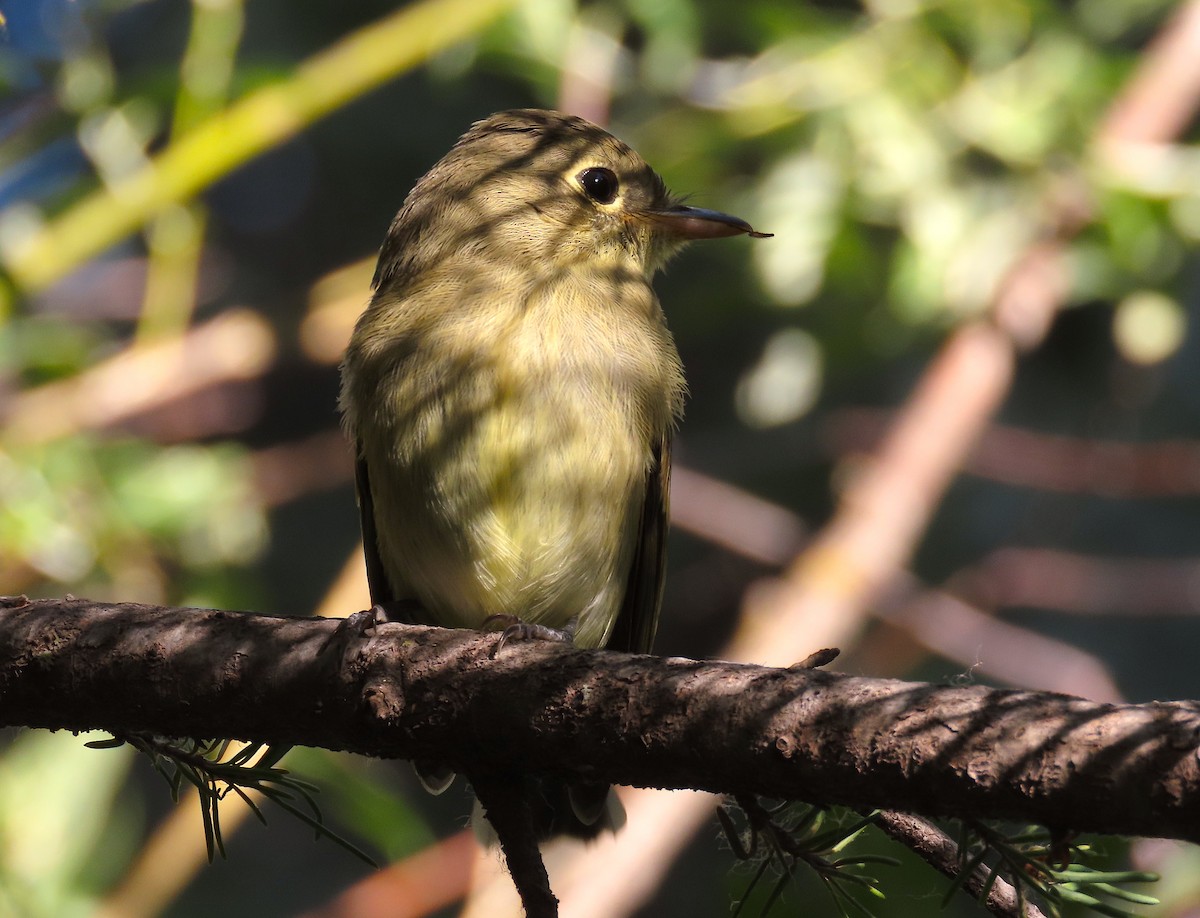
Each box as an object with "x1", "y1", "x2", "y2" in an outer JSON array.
[
  {"x1": 873, "y1": 812, "x2": 1048, "y2": 918},
  {"x1": 2, "y1": 595, "x2": 1198, "y2": 845}
]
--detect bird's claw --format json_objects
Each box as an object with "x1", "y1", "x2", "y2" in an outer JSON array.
[
  {"x1": 343, "y1": 604, "x2": 388, "y2": 637},
  {"x1": 485, "y1": 615, "x2": 575, "y2": 658}
]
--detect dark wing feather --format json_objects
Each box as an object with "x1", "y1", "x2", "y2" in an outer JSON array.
[
  {"x1": 358, "y1": 450, "x2": 455, "y2": 792},
  {"x1": 355, "y1": 450, "x2": 396, "y2": 609},
  {"x1": 608, "y1": 436, "x2": 671, "y2": 654}
]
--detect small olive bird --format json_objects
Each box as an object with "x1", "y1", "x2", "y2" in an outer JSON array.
[{"x1": 340, "y1": 109, "x2": 769, "y2": 837}]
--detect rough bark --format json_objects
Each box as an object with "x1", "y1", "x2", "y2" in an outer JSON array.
[{"x1": 2, "y1": 595, "x2": 1198, "y2": 844}]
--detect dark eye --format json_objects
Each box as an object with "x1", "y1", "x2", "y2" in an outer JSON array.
[{"x1": 579, "y1": 167, "x2": 619, "y2": 204}]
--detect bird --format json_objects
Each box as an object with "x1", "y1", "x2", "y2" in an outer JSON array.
[{"x1": 339, "y1": 108, "x2": 769, "y2": 838}]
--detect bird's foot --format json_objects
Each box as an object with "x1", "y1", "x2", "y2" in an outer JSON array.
[
  {"x1": 484, "y1": 614, "x2": 577, "y2": 658},
  {"x1": 320, "y1": 606, "x2": 387, "y2": 664},
  {"x1": 340, "y1": 604, "x2": 388, "y2": 637}
]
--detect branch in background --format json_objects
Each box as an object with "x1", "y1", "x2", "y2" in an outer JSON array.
[
  {"x1": 0, "y1": 310, "x2": 274, "y2": 445},
  {"x1": 670, "y1": 465, "x2": 807, "y2": 567},
  {"x1": 669, "y1": 466, "x2": 1128, "y2": 703},
  {"x1": 252, "y1": 430, "x2": 353, "y2": 508},
  {"x1": 135, "y1": 0, "x2": 244, "y2": 344},
  {"x1": 298, "y1": 831, "x2": 475, "y2": 918},
  {"x1": 1097, "y1": 0, "x2": 1200, "y2": 146},
  {"x1": 2, "y1": 596, "x2": 1198, "y2": 846},
  {"x1": 826, "y1": 407, "x2": 1200, "y2": 498},
  {"x1": 872, "y1": 581, "x2": 1125, "y2": 703},
  {"x1": 962, "y1": 548, "x2": 1200, "y2": 617},
  {"x1": 873, "y1": 812, "x2": 1048, "y2": 918}
]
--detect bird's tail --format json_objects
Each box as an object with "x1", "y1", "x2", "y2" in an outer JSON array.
[{"x1": 472, "y1": 778, "x2": 626, "y2": 844}]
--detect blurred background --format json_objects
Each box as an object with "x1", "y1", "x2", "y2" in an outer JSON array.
[{"x1": 2, "y1": 0, "x2": 1199, "y2": 915}]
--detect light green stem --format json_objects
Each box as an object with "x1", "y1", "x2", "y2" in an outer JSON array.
[{"x1": 5, "y1": 0, "x2": 516, "y2": 292}]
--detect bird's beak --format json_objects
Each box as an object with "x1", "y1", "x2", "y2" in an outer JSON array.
[{"x1": 641, "y1": 205, "x2": 772, "y2": 240}]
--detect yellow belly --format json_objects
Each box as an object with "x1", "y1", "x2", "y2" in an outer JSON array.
[
  {"x1": 345, "y1": 259, "x2": 683, "y2": 648},
  {"x1": 365, "y1": 382, "x2": 647, "y2": 648}
]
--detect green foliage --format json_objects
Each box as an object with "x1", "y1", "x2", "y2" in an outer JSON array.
[
  {"x1": 720, "y1": 800, "x2": 898, "y2": 917},
  {"x1": 0, "y1": 438, "x2": 265, "y2": 596},
  {"x1": 283, "y1": 747, "x2": 437, "y2": 862},
  {"x1": 87, "y1": 735, "x2": 377, "y2": 867},
  {"x1": 721, "y1": 802, "x2": 1161, "y2": 918},
  {"x1": 949, "y1": 824, "x2": 1160, "y2": 918}
]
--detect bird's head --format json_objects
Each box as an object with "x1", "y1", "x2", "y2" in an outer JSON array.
[{"x1": 373, "y1": 109, "x2": 769, "y2": 289}]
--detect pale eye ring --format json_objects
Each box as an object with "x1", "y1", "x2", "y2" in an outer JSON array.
[{"x1": 578, "y1": 167, "x2": 619, "y2": 204}]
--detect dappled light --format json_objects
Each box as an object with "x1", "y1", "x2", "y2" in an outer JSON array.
[{"x1": 4, "y1": 1, "x2": 1200, "y2": 917}]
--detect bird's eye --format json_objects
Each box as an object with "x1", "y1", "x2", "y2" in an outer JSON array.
[{"x1": 579, "y1": 167, "x2": 619, "y2": 205}]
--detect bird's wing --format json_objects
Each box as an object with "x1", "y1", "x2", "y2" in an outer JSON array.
[
  {"x1": 357, "y1": 450, "x2": 456, "y2": 793},
  {"x1": 608, "y1": 436, "x2": 671, "y2": 655},
  {"x1": 355, "y1": 449, "x2": 398, "y2": 609}
]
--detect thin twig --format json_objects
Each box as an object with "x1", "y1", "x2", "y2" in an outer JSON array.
[{"x1": 874, "y1": 812, "x2": 1048, "y2": 918}]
